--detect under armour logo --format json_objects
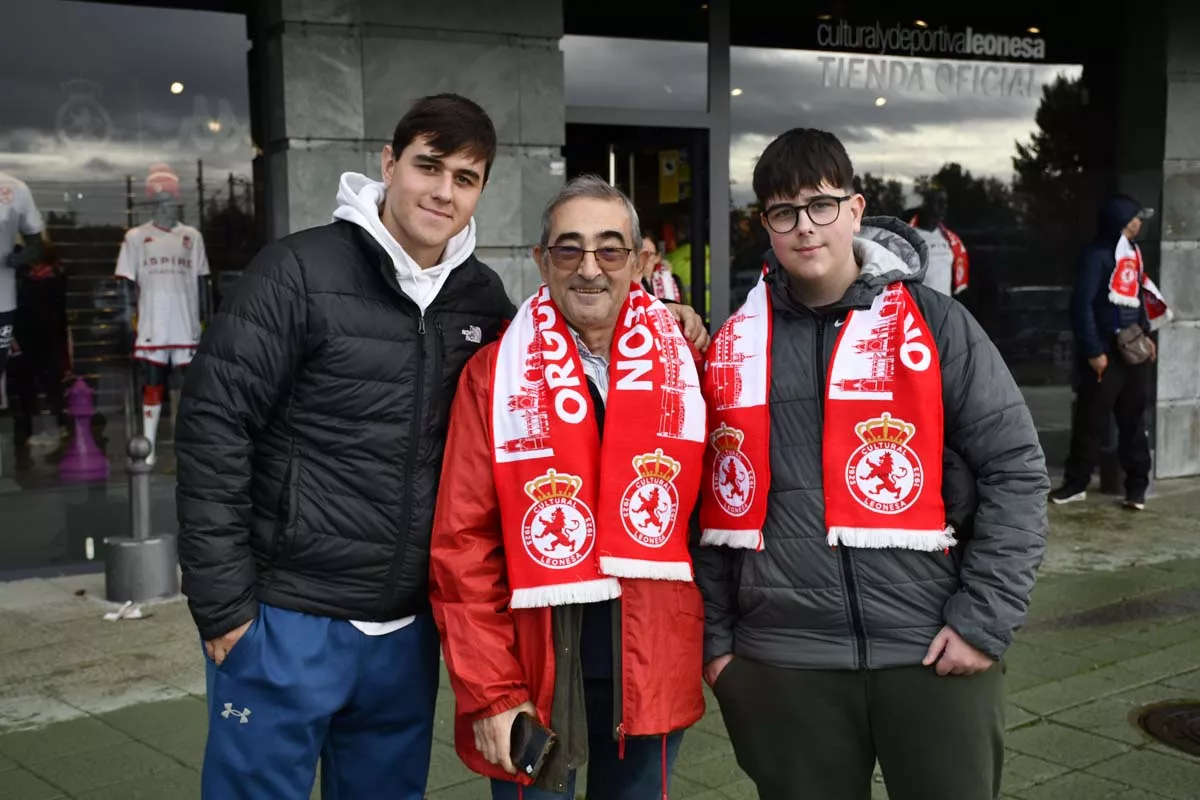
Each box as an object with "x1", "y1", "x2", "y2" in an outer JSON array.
[
  {"x1": 221, "y1": 703, "x2": 251, "y2": 723},
  {"x1": 0, "y1": 325, "x2": 12, "y2": 340},
  {"x1": 462, "y1": 325, "x2": 482, "y2": 344}
]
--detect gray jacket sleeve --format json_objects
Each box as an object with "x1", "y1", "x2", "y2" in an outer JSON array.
[
  {"x1": 934, "y1": 298, "x2": 1050, "y2": 660},
  {"x1": 691, "y1": 516, "x2": 738, "y2": 663}
]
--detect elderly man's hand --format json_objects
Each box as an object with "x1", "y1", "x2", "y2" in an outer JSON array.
[
  {"x1": 665, "y1": 303, "x2": 710, "y2": 354},
  {"x1": 473, "y1": 701, "x2": 538, "y2": 774}
]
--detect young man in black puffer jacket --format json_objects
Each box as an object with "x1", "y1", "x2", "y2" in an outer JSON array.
[{"x1": 177, "y1": 94, "x2": 514, "y2": 800}]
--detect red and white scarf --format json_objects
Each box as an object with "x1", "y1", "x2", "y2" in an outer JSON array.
[
  {"x1": 1109, "y1": 236, "x2": 1174, "y2": 330},
  {"x1": 649, "y1": 262, "x2": 682, "y2": 302},
  {"x1": 909, "y1": 214, "x2": 969, "y2": 295},
  {"x1": 492, "y1": 284, "x2": 706, "y2": 608},
  {"x1": 700, "y1": 277, "x2": 956, "y2": 551}
]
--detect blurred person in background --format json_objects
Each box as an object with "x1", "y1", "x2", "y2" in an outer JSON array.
[
  {"x1": 639, "y1": 233, "x2": 684, "y2": 302},
  {"x1": 1051, "y1": 194, "x2": 1170, "y2": 511},
  {"x1": 7, "y1": 234, "x2": 69, "y2": 467}
]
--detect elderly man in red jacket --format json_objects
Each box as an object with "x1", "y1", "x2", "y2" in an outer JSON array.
[{"x1": 429, "y1": 174, "x2": 708, "y2": 799}]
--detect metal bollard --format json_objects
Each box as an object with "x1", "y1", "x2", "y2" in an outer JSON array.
[
  {"x1": 128, "y1": 436, "x2": 152, "y2": 539},
  {"x1": 104, "y1": 436, "x2": 179, "y2": 603}
]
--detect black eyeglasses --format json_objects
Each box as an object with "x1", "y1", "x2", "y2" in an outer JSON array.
[
  {"x1": 546, "y1": 246, "x2": 634, "y2": 271},
  {"x1": 762, "y1": 195, "x2": 853, "y2": 233}
]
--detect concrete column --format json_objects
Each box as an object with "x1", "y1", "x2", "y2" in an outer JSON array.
[
  {"x1": 1156, "y1": 0, "x2": 1200, "y2": 477},
  {"x1": 251, "y1": 0, "x2": 565, "y2": 304}
]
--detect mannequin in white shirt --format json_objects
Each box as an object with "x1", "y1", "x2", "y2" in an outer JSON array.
[
  {"x1": 910, "y1": 189, "x2": 954, "y2": 297},
  {"x1": 119, "y1": 191, "x2": 211, "y2": 466}
]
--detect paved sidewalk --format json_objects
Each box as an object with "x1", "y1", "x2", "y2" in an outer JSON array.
[{"x1": 1, "y1": 479, "x2": 1199, "y2": 799}]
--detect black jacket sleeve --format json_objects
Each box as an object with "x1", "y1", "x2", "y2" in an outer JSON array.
[
  {"x1": 935, "y1": 299, "x2": 1050, "y2": 660},
  {"x1": 1070, "y1": 247, "x2": 1106, "y2": 359},
  {"x1": 176, "y1": 242, "x2": 308, "y2": 640}
]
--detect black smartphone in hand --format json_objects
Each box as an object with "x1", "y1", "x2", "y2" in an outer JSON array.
[{"x1": 510, "y1": 712, "x2": 556, "y2": 781}]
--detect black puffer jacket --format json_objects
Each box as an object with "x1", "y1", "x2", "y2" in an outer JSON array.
[
  {"x1": 693, "y1": 217, "x2": 1049, "y2": 669},
  {"x1": 177, "y1": 221, "x2": 514, "y2": 640}
]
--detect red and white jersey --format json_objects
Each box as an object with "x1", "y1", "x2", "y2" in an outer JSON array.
[
  {"x1": 115, "y1": 221, "x2": 210, "y2": 349},
  {"x1": 0, "y1": 172, "x2": 45, "y2": 313}
]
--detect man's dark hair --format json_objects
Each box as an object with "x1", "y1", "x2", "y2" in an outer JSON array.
[
  {"x1": 752, "y1": 128, "x2": 855, "y2": 205},
  {"x1": 390, "y1": 93, "x2": 498, "y2": 182}
]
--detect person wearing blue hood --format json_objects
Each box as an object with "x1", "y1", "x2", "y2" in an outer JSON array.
[{"x1": 1051, "y1": 194, "x2": 1158, "y2": 510}]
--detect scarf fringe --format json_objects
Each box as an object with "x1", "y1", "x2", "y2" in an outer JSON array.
[
  {"x1": 1148, "y1": 308, "x2": 1175, "y2": 331},
  {"x1": 509, "y1": 578, "x2": 622, "y2": 610},
  {"x1": 826, "y1": 526, "x2": 958, "y2": 551},
  {"x1": 1108, "y1": 289, "x2": 1141, "y2": 309},
  {"x1": 599, "y1": 556, "x2": 693, "y2": 581},
  {"x1": 699, "y1": 528, "x2": 762, "y2": 550}
]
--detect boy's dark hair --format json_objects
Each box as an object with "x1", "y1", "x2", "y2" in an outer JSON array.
[
  {"x1": 390, "y1": 94, "x2": 498, "y2": 182},
  {"x1": 752, "y1": 128, "x2": 855, "y2": 205}
]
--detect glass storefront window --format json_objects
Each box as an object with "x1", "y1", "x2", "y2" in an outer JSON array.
[
  {"x1": 729, "y1": 45, "x2": 1084, "y2": 389},
  {"x1": 563, "y1": 35, "x2": 707, "y2": 111},
  {"x1": 0, "y1": 0, "x2": 255, "y2": 575}
]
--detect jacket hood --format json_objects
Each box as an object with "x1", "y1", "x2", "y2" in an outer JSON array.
[
  {"x1": 854, "y1": 215, "x2": 929, "y2": 286},
  {"x1": 1095, "y1": 194, "x2": 1143, "y2": 242},
  {"x1": 331, "y1": 172, "x2": 476, "y2": 284}
]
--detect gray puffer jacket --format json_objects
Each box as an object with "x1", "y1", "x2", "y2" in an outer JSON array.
[{"x1": 693, "y1": 217, "x2": 1049, "y2": 670}]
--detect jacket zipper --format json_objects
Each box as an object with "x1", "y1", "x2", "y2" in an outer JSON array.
[
  {"x1": 433, "y1": 320, "x2": 445, "y2": 394},
  {"x1": 613, "y1": 596, "x2": 625, "y2": 757},
  {"x1": 815, "y1": 314, "x2": 869, "y2": 670},
  {"x1": 373, "y1": 264, "x2": 493, "y2": 616},
  {"x1": 378, "y1": 311, "x2": 426, "y2": 616}
]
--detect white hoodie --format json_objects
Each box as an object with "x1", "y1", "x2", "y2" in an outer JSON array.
[{"x1": 332, "y1": 172, "x2": 476, "y2": 314}]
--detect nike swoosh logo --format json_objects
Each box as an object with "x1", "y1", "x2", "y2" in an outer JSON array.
[{"x1": 833, "y1": 318, "x2": 845, "y2": 328}]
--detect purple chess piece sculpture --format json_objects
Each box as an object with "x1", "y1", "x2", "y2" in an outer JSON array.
[{"x1": 59, "y1": 377, "x2": 110, "y2": 482}]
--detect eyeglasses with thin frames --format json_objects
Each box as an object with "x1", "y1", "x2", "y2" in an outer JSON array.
[
  {"x1": 763, "y1": 194, "x2": 853, "y2": 234},
  {"x1": 545, "y1": 246, "x2": 634, "y2": 271}
]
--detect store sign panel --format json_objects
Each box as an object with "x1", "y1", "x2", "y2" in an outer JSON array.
[
  {"x1": 816, "y1": 19, "x2": 1047, "y2": 62},
  {"x1": 816, "y1": 55, "x2": 1038, "y2": 98}
]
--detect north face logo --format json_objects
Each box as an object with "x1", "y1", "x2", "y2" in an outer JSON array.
[{"x1": 462, "y1": 325, "x2": 482, "y2": 344}]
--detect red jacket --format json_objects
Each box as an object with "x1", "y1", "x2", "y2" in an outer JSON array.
[{"x1": 429, "y1": 341, "x2": 706, "y2": 784}]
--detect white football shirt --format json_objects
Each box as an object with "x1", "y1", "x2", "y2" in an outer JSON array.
[
  {"x1": 0, "y1": 173, "x2": 46, "y2": 313},
  {"x1": 115, "y1": 221, "x2": 210, "y2": 349},
  {"x1": 915, "y1": 225, "x2": 953, "y2": 297}
]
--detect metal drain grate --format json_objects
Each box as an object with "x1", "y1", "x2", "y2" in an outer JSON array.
[{"x1": 1136, "y1": 702, "x2": 1200, "y2": 757}]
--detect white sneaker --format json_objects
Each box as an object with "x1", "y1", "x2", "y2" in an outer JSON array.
[
  {"x1": 1050, "y1": 486, "x2": 1087, "y2": 505},
  {"x1": 28, "y1": 431, "x2": 60, "y2": 449}
]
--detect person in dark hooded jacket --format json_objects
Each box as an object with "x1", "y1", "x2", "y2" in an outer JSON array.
[{"x1": 1050, "y1": 194, "x2": 1155, "y2": 509}]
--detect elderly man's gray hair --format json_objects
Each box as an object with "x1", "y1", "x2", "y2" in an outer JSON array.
[{"x1": 538, "y1": 174, "x2": 642, "y2": 249}]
